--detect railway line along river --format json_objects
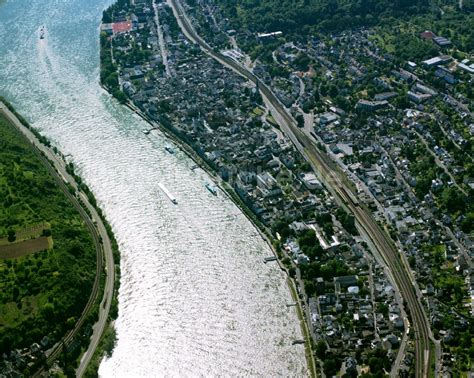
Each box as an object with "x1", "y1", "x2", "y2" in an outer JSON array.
[{"x1": 0, "y1": 0, "x2": 307, "y2": 375}]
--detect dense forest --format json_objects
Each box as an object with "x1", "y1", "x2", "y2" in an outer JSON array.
[
  {"x1": 213, "y1": 0, "x2": 430, "y2": 35},
  {"x1": 0, "y1": 113, "x2": 96, "y2": 362}
]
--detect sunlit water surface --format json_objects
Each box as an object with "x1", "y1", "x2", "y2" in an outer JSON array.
[{"x1": 0, "y1": 0, "x2": 307, "y2": 375}]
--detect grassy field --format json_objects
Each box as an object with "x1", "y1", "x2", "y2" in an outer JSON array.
[
  {"x1": 0, "y1": 112, "x2": 96, "y2": 355},
  {"x1": 0, "y1": 221, "x2": 53, "y2": 258},
  {"x1": 0, "y1": 236, "x2": 52, "y2": 259}
]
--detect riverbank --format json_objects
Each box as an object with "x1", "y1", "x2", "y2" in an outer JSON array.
[
  {"x1": 103, "y1": 85, "x2": 316, "y2": 376},
  {"x1": 0, "y1": 97, "x2": 119, "y2": 377}
]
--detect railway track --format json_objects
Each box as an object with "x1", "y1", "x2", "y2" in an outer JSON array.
[
  {"x1": 166, "y1": 2, "x2": 433, "y2": 375},
  {"x1": 296, "y1": 129, "x2": 431, "y2": 377},
  {"x1": 294, "y1": 125, "x2": 431, "y2": 372}
]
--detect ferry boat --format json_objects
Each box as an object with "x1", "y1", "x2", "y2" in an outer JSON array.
[
  {"x1": 164, "y1": 144, "x2": 175, "y2": 154},
  {"x1": 205, "y1": 182, "x2": 218, "y2": 196},
  {"x1": 158, "y1": 182, "x2": 178, "y2": 204}
]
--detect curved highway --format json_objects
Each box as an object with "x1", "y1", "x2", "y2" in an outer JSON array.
[{"x1": 166, "y1": 2, "x2": 433, "y2": 376}]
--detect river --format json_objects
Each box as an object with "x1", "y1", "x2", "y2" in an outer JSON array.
[{"x1": 0, "y1": 0, "x2": 307, "y2": 375}]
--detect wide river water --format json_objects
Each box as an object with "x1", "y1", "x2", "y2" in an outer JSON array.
[{"x1": 0, "y1": 0, "x2": 307, "y2": 375}]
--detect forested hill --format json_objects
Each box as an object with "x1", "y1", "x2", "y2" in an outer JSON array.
[{"x1": 214, "y1": 0, "x2": 430, "y2": 34}]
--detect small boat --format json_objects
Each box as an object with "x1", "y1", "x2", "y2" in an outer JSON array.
[
  {"x1": 143, "y1": 129, "x2": 151, "y2": 135},
  {"x1": 205, "y1": 183, "x2": 218, "y2": 196},
  {"x1": 158, "y1": 182, "x2": 178, "y2": 204},
  {"x1": 164, "y1": 144, "x2": 175, "y2": 154},
  {"x1": 292, "y1": 340, "x2": 305, "y2": 345},
  {"x1": 39, "y1": 26, "x2": 45, "y2": 40}
]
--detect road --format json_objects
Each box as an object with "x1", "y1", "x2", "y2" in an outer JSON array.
[
  {"x1": 413, "y1": 129, "x2": 467, "y2": 196},
  {"x1": 75, "y1": 189, "x2": 115, "y2": 377},
  {"x1": 0, "y1": 102, "x2": 115, "y2": 377},
  {"x1": 153, "y1": 0, "x2": 172, "y2": 77},
  {"x1": 166, "y1": 1, "x2": 433, "y2": 376}
]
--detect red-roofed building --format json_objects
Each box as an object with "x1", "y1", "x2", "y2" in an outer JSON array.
[
  {"x1": 420, "y1": 30, "x2": 436, "y2": 40},
  {"x1": 112, "y1": 21, "x2": 132, "y2": 34}
]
